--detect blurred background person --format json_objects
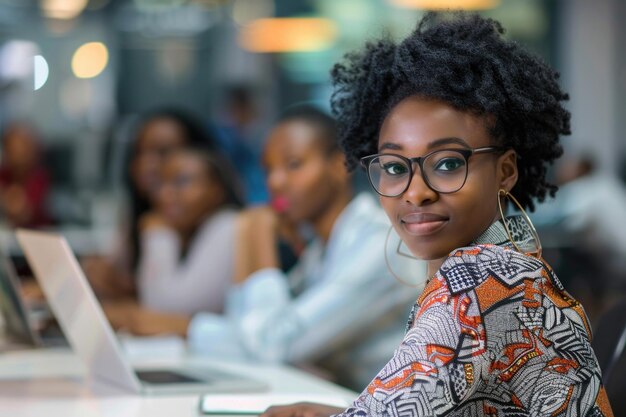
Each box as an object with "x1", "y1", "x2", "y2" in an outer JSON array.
[
  {"x1": 187, "y1": 106, "x2": 425, "y2": 390},
  {"x1": 104, "y1": 146, "x2": 243, "y2": 335},
  {"x1": 83, "y1": 108, "x2": 217, "y2": 299},
  {"x1": 212, "y1": 85, "x2": 269, "y2": 204},
  {"x1": 0, "y1": 121, "x2": 51, "y2": 228},
  {"x1": 534, "y1": 154, "x2": 626, "y2": 319}
]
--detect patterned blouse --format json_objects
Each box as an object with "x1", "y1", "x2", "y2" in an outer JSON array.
[{"x1": 335, "y1": 221, "x2": 613, "y2": 416}]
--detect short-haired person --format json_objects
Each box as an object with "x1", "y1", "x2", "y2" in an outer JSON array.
[
  {"x1": 262, "y1": 13, "x2": 613, "y2": 417},
  {"x1": 188, "y1": 106, "x2": 423, "y2": 389}
]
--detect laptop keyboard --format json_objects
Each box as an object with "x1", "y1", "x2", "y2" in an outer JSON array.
[{"x1": 136, "y1": 370, "x2": 212, "y2": 384}]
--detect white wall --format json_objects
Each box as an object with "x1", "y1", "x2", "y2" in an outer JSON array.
[{"x1": 558, "y1": 0, "x2": 621, "y2": 173}]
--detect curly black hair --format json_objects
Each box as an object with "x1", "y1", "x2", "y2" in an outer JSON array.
[
  {"x1": 277, "y1": 105, "x2": 339, "y2": 155},
  {"x1": 330, "y1": 12, "x2": 570, "y2": 211}
]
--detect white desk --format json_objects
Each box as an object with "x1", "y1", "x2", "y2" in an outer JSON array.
[{"x1": 0, "y1": 346, "x2": 357, "y2": 417}]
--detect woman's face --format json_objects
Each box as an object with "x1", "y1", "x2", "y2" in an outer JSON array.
[
  {"x1": 131, "y1": 117, "x2": 187, "y2": 199},
  {"x1": 157, "y1": 153, "x2": 224, "y2": 234},
  {"x1": 263, "y1": 120, "x2": 346, "y2": 224},
  {"x1": 378, "y1": 96, "x2": 517, "y2": 261}
]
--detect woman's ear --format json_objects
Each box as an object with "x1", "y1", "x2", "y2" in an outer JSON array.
[{"x1": 498, "y1": 149, "x2": 518, "y2": 192}]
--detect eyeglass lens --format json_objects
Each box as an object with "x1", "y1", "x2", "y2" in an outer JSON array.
[{"x1": 367, "y1": 150, "x2": 468, "y2": 196}]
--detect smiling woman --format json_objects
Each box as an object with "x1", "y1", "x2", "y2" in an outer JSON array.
[
  {"x1": 375, "y1": 97, "x2": 516, "y2": 270},
  {"x1": 261, "y1": 11, "x2": 614, "y2": 417}
]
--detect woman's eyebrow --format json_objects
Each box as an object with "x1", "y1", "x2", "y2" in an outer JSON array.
[
  {"x1": 427, "y1": 137, "x2": 469, "y2": 149},
  {"x1": 378, "y1": 137, "x2": 470, "y2": 152},
  {"x1": 378, "y1": 142, "x2": 402, "y2": 152}
]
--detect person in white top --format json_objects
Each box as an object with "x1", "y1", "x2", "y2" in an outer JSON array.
[
  {"x1": 187, "y1": 106, "x2": 426, "y2": 389},
  {"x1": 103, "y1": 147, "x2": 243, "y2": 334}
]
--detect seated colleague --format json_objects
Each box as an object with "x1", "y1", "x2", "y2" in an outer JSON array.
[
  {"x1": 261, "y1": 13, "x2": 614, "y2": 417},
  {"x1": 187, "y1": 106, "x2": 424, "y2": 390},
  {"x1": 103, "y1": 147, "x2": 243, "y2": 335},
  {"x1": 535, "y1": 155, "x2": 626, "y2": 258},
  {"x1": 83, "y1": 108, "x2": 216, "y2": 299},
  {"x1": 0, "y1": 121, "x2": 51, "y2": 228}
]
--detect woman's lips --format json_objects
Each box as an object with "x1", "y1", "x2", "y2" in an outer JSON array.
[
  {"x1": 400, "y1": 212, "x2": 449, "y2": 236},
  {"x1": 271, "y1": 196, "x2": 290, "y2": 213},
  {"x1": 162, "y1": 205, "x2": 182, "y2": 221}
]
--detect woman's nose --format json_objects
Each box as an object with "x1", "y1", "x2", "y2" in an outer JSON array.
[
  {"x1": 157, "y1": 181, "x2": 174, "y2": 203},
  {"x1": 403, "y1": 167, "x2": 438, "y2": 206},
  {"x1": 266, "y1": 168, "x2": 287, "y2": 194}
]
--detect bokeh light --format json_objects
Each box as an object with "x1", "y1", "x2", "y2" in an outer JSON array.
[
  {"x1": 34, "y1": 55, "x2": 49, "y2": 90},
  {"x1": 238, "y1": 18, "x2": 338, "y2": 53},
  {"x1": 41, "y1": 0, "x2": 88, "y2": 19},
  {"x1": 71, "y1": 42, "x2": 109, "y2": 79}
]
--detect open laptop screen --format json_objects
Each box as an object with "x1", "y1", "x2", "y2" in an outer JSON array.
[{"x1": 0, "y1": 254, "x2": 39, "y2": 346}]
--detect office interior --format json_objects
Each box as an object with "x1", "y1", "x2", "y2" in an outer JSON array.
[{"x1": 0, "y1": 0, "x2": 625, "y2": 414}]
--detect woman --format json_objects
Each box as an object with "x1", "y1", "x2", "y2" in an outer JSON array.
[
  {"x1": 104, "y1": 147, "x2": 243, "y2": 335},
  {"x1": 263, "y1": 13, "x2": 613, "y2": 417},
  {"x1": 84, "y1": 108, "x2": 215, "y2": 298}
]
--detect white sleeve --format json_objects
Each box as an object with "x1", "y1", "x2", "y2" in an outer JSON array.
[
  {"x1": 137, "y1": 228, "x2": 181, "y2": 304},
  {"x1": 214, "y1": 232, "x2": 415, "y2": 364},
  {"x1": 186, "y1": 267, "x2": 290, "y2": 360},
  {"x1": 137, "y1": 216, "x2": 234, "y2": 315}
]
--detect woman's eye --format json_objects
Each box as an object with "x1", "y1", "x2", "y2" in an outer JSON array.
[
  {"x1": 382, "y1": 162, "x2": 409, "y2": 176},
  {"x1": 434, "y1": 157, "x2": 465, "y2": 172},
  {"x1": 287, "y1": 159, "x2": 303, "y2": 170}
]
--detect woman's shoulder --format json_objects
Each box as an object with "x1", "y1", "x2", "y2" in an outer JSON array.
[
  {"x1": 195, "y1": 208, "x2": 239, "y2": 241},
  {"x1": 437, "y1": 244, "x2": 546, "y2": 295}
]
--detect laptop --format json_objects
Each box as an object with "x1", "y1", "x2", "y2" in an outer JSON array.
[
  {"x1": 0, "y1": 249, "x2": 69, "y2": 350},
  {"x1": 0, "y1": 252, "x2": 42, "y2": 348},
  {"x1": 16, "y1": 229, "x2": 267, "y2": 395}
]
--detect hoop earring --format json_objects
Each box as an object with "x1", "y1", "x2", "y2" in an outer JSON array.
[
  {"x1": 384, "y1": 226, "x2": 428, "y2": 288},
  {"x1": 497, "y1": 189, "x2": 542, "y2": 258}
]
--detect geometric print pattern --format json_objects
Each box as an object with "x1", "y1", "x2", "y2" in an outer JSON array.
[{"x1": 334, "y1": 243, "x2": 614, "y2": 417}]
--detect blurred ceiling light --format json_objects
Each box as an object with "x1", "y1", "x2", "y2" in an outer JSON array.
[
  {"x1": 238, "y1": 18, "x2": 338, "y2": 53},
  {"x1": 72, "y1": 42, "x2": 109, "y2": 79},
  {"x1": 388, "y1": 0, "x2": 499, "y2": 9},
  {"x1": 34, "y1": 55, "x2": 49, "y2": 90},
  {"x1": 232, "y1": 0, "x2": 274, "y2": 26},
  {"x1": 0, "y1": 40, "x2": 38, "y2": 81},
  {"x1": 40, "y1": 0, "x2": 88, "y2": 19}
]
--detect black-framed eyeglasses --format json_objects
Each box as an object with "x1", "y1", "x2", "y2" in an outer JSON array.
[{"x1": 360, "y1": 147, "x2": 503, "y2": 197}]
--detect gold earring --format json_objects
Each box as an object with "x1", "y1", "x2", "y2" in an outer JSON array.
[
  {"x1": 384, "y1": 226, "x2": 429, "y2": 288},
  {"x1": 497, "y1": 189, "x2": 542, "y2": 258}
]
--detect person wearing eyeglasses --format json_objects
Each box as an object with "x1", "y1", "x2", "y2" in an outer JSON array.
[{"x1": 261, "y1": 12, "x2": 613, "y2": 417}]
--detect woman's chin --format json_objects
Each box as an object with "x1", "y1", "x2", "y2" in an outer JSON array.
[{"x1": 403, "y1": 243, "x2": 450, "y2": 262}]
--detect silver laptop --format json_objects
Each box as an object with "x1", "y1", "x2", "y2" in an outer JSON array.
[
  {"x1": 0, "y1": 250, "x2": 68, "y2": 349},
  {"x1": 0, "y1": 252, "x2": 42, "y2": 348},
  {"x1": 16, "y1": 229, "x2": 267, "y2": 395}
]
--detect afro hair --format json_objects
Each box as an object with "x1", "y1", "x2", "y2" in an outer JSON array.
[{"x1": 330, "y1": 12, "x2": 570, "y2": 211}]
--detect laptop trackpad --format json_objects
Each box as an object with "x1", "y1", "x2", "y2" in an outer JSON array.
[{"x1": 136, "y1": 370, "x2": 209, "y2": 385}]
